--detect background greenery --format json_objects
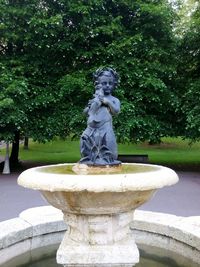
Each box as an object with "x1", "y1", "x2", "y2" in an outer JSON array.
[
  {"x1": 0, "y1": 0, "x2": 199, "y2": 167},
  {"x1": 1, "y1": 137, "x2": 200, "y2": 171}
]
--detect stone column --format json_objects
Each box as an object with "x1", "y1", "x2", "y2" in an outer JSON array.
[{"x1": 57, "y1": 210, "x2": 139, "y2": 266}]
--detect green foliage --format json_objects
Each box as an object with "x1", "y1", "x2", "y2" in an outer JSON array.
[
  {"x1": 178, "y1": 1, "x2": 200, "y2": 141},
  {"x1": 173, "y1": 0, "x2": 198, "y2": 36},
  {"x1": 0, "y1": 0, "x2": 180, "y2": 145},
  {"x1": 0, "y1": 64, "x2": 29, "y2": 141},
  {"x1": 57, "y1": 0, "x2": 179, "y2": 143}
]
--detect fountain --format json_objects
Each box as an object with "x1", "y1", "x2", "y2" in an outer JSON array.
[{"x1": 18, "y1": 68, "x2": 178, "y2": 266}]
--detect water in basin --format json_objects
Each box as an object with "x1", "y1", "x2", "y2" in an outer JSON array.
[
  {"x1": 1, "y1": 244, "x2": 199, "y2": 267},
  {"x1": 38, "y1": 163, "x2": 157, "y2": 175}
]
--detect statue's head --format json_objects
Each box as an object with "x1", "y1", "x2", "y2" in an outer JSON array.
[{"x1": 93, "y1": 67, "x2": 119, "y2": 95}]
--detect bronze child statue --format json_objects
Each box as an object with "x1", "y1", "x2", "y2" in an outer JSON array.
[{"x1": 80, "y1": 67, "x2": 121, "y2": 166}]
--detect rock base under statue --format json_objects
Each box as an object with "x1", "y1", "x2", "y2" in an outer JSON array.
[
  {"x1": 57, "y1": 211, "x2": 139, "y2": 267},
  {"x1": 72, "y1": 163, "x2": 122, "y2": 175}
]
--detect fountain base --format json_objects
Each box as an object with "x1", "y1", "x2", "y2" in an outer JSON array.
[
  {"x1": 59, "y1": 242, "x2": 139, "y2": 266},
  {"x1": 58, "y1": 234, "x2": 139, "y2": 267},
  {"x1": 57, "y1": 211, "x2": 139, "y2": 266},
  {"x1": 17, "y1": 163, "x2": 179, "y2": 266}
]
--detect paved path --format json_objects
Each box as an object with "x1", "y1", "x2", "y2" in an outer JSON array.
[{"x1": 0, "y1": 169, "x2": 200, "y2": 221}]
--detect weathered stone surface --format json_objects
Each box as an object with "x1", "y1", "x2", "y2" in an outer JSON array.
[
  {"x1": 58, "y1": 238, "x2": 139, "y2": 266},
  {"x1": 19, "y1": 206, "x2": 66, "y2": 236},
  {"x1": 172, "y1": 219, "x2": 200, "y2": 250},
  {"x1": 132, "y1": 210, "x2": 179, "y2": 236},
  {"x1": 0, "y1": 218, "x2": 31, "y2": 249},
  {"x1": 0, "y1": 240, "x2": 31, "y2": 265},
  {"x1": 0, "y1": 207, "x2": 200, "y2": 265},
  {"x1": 132, "y1": 210, "x2": 200, "y2": 251},
  {"x1": 31, "y1": 232, "x2": 63, "y2": 251},
  {"x1": 18, "y1": 163, "x2": 179, "y2": 192},
  {"x1": 183, "y1": 216, "x2": 200, "y2": 227},
  {"x1": 17, "y1": 163, "x2": 179, "y2": 266},
  {"x1": 57, "y1": 210, "x2": 139, "y2": 265}
]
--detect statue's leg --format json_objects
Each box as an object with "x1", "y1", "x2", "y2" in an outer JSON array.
[
  {"x1": 80, "y1": 127, "x2": 93, "y2": 157},
  {"x1": 103, "y1": 124, "x2": 118, "y2": 160}
]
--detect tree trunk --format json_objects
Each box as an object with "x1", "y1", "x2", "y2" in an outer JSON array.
[
  {"x1": 24, "y1": 136, "x2": 29, "y2": 150},
  {"x1": 10, "y1": 131, "x2": 20, "y2": 165},
  {"x1": 3, "y1": 142, "x2": 10, "y2": 174}
]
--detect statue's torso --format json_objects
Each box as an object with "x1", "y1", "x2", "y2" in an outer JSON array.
[{"x1": 87, "y1": 101, "x2": 112, "y2": 128}]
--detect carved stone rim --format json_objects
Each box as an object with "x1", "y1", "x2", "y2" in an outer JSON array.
[{"x1": 18, "y1": 163, "x2": 179, "y2": 193}]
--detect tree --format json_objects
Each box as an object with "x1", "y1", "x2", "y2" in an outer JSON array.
[
  {"x1": 58, "y1": 0, "x2": 180, "y2": 143},
  {"x1": 0, "y1": 64, "x2": 29, "y2": 165},
  {"x1": 173, "y1": 0, "x2": 198, "y2": 36},
  {"x1": 0, "y1": 0, "x2": 70, "y2": 166},
  {"x1": 177, "y1": 1, "x2": 200, "y2": 141},
  {"x1": 0, "y1": 0, "x2": 180, "y2": 168}
]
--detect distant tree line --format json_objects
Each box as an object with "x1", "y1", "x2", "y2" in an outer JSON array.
[{"x1": 0, "y1": 0, "x2": 199, "y2": 166}]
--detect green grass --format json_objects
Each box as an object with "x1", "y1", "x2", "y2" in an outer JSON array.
[
  {"x1": 19, "y1": 139, "x2": 80, "y2": 163},
  {"x1": 1, "y1": 137, "x2": 200, "y2": 168},
  {"x1": 119, "y1": 137, "x2": 200, "y2": 165}
]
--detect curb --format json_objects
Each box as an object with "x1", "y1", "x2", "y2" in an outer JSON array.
[{"x1": 0, "y1": 207, "x2": 199, "y2": 265}]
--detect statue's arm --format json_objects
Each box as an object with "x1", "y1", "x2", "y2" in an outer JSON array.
[
  {"x1": 84, "y1": 97, "x2": 101, "y2": 116},
  {"x1": 83, "y1": 106, "x2": 89, "y2": 115},
  {"x1": 83, "y1": 99, "x2": 93, "y2": 115},
  {"x1": 104, "y1": 97, "x2": 120, "y2": 115}
]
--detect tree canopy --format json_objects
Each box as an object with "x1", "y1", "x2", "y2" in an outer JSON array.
[
  {"x1": 178, "y1": 1, "x2": 200, "y2": 141},
  {"x1": 0, "y1": 0, "x2": 196, "y2": 160},
  {"x1": 58, "y1": 0, "x2": 180, "y2": 143}
]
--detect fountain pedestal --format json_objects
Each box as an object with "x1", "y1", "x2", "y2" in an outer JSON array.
[
  {"x1": 18, "y1": 163, "x2": 179, "y2": 267},
  {"x1": 58, "y1": 211, "x2": 139, "y2": 266}
]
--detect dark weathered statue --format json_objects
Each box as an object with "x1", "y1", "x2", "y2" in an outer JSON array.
[{"x1": 80, "y1": 67, "x2": 121, "y2": 166}]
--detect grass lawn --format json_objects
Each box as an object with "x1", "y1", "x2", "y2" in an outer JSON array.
[
  {"x1": 1, "y1": 137, "x2": 200, "y2": 170},
  {"x1": 119, "y1": 137, "x2": 200, "y2": 166}
]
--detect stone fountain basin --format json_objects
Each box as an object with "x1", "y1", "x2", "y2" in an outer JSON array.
[{"x1": 18, "y1": 163, "x2": 178, "y2": 215}]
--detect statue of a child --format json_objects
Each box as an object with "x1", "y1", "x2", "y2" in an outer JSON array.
[{"x1": 80, "y1": 67, "x2": 121, "y2": 166}]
